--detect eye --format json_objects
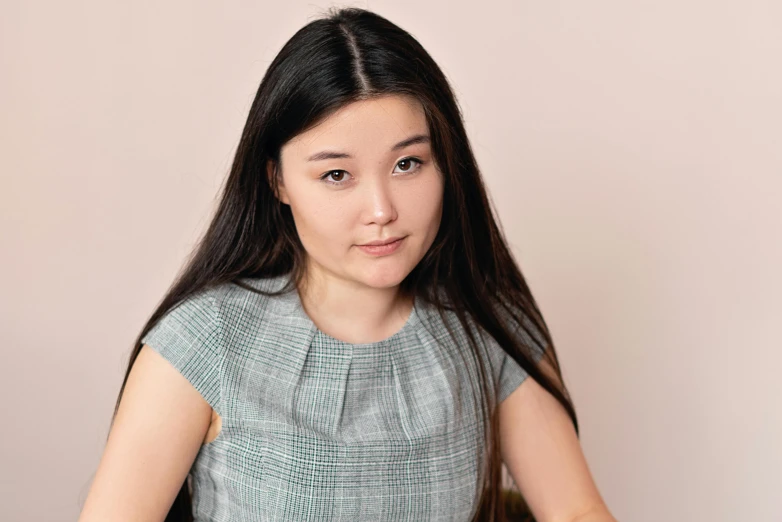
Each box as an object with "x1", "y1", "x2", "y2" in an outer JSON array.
[
  {"x1": 320, "y1": 170, "x2": 352, "y2": 186},
  {"x1": 393, "y1": 157, "x2": 425, "y2": 174}
]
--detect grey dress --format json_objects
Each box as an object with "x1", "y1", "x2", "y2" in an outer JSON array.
[{"x1": 140, "y1": 274, "x2": 544, "y2": 521}]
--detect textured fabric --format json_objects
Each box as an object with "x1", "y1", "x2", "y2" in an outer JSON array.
[{"x1": 140, "y1": 274, "x2": 545, "y2": 521}]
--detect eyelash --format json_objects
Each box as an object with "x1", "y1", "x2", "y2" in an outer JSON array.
[{"x1": 319, "y1": 157, "x2": 425, "y2": 186}]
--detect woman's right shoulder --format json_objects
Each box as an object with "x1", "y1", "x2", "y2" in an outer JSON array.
[
  {"x1": 179, "y1": 273, "x2": 290, "y2": 312},
  {"x1": 145, "y1": 274, "x2": 291, "y2": 347},
  {"x1": 210, "y1": 273, "x2": 294, "y2": 329},
  {"x1": 224, "y1": 273, "x2": 291, "y2": 309}
]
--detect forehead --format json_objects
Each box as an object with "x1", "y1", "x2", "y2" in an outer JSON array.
[{"x1": 283, "y1": 95, "x2": 428, "y2": 159}]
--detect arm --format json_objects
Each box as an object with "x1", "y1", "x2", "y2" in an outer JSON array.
[
  {"x1": 78, "y1": 344, "x2": 213, "y2": 521},
  {"x1": 499, "y1": 358, "x2": 617, "y2": 522}
]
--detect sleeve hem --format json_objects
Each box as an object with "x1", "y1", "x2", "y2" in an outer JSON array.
[
  {"x1": 140, "y1": 291, "x2": 224, "y2": 414},
  {"x1": 497, "y1": 337, "x2": 547, "y2": 405}
]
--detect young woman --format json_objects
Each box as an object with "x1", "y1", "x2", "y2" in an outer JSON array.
[{"x1": 79, "y1": 7, "x2": 615, "y2": 522}]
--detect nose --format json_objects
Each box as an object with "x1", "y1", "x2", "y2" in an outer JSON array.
[{"x1": 361, "y1": 175, "x2": 398, "y2": 226}]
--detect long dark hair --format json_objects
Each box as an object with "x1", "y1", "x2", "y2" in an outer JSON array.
[{"x1": 109, "y1": 7, "x2": 577, "y2": 521}]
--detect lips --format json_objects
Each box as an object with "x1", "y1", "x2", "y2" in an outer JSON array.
[
  {"x1": 359, "y1": 236, "x2": 404, "y2": 246},
  {"x1": 356, "y1": 236, "x2": 405, "y2": 256}
]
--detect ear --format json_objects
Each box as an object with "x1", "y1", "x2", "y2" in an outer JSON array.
[{"x1": 266, "y1": 159, "x2": 290, "y2": 205}]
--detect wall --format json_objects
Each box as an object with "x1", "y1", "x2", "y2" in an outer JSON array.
[{"x1": 1, "y1": 1, "x2": 780, "y2": 520}]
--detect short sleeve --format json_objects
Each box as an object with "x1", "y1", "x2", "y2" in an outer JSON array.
[
  {"x1": 494, "y1": 314, "x2": 548, "y2": 404},
  {"x1": 140, "y1": 290, "x2": 223, "y2": 413}
]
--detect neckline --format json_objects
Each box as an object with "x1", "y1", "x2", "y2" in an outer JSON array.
[{"x1": 271, "y1": 274, "x2": 420, "y2": 347}]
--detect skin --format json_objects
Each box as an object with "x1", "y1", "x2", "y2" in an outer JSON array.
[
  {"x1": 269, "y1": 94, "x2": 444, "y2": 344},
  {"x1": 79, "y1": 345, "x2": 214, "y2": 521},
  {"x1": 500, "y1": 358, "x2": 618, "y2": 522}
]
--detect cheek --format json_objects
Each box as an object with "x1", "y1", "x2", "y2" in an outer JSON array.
[
  {"x1": 289, "y1": 193, "x2": 353, "y2": 250},
  {"x1": 402, "y1": 176, "x2": 444, "y2": 234}
]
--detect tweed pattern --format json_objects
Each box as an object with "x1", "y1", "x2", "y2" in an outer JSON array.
[{"x1": 140, "y1": 274, "x2": 544, "y2": 521}]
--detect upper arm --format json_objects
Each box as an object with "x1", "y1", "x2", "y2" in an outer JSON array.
[
  {"x1": 499, "y1": 359, "x2": 609, "y2": 522},
  {"x1": 80, "y1": 291, "x2": 224, "y2": 521},
  {"x1": 78, "y1": 344, "x2": 213, "y2": 521}
]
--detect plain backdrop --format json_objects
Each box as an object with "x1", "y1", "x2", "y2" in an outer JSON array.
[{"x1": 1, "y1": 1, "x2": 780, "y2": 521}]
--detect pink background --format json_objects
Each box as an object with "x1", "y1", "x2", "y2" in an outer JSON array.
[{"x1": 1, "y1": 1, "x2": 780, "y2": 521}]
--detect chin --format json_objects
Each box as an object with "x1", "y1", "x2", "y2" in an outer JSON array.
[{"x1": 358, "y1": 265, "x2": 410, "y2": 289}]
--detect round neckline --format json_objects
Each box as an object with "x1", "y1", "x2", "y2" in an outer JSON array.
[{"x1": 269, "y1": 274, "x2": 420, "y2": 347}]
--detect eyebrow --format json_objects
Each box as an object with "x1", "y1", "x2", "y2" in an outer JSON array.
[{"x1": 306, "y1": 133, "x2": 430, "y2": 162}]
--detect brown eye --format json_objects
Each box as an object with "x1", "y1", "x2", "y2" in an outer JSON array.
[
  {"x1": 393, "y1": 157, "x2": 424, "y2": 174},
  {"x1": 320, "y1": 170, "x2": 352, "y2": 185}
]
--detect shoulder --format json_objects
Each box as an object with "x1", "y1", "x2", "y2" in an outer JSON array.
[
  {"x1": 144, "y1": 274, "x2": 289, "y2": 347},
  {"x1": 427, "y1": 290, "x2": 545, "y2": 362},
  {"x1": 206, "y1": 274, "x2": 295, "y2": 336},
  {"x1": 188, "y1": 273, "x2": 291, "y2": 316},
  {"x1": 139, "y1": 274, "x2": 292, "y2": 413},
  {"x1": 222, "y1": 273, "x2": 292, "y2": 315}
]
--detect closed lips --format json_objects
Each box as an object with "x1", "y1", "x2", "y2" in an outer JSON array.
[{"x1": 360, "y1": 237, "x2": 404, "y2": 246}]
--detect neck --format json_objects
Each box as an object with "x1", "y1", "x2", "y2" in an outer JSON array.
[{"x1": 297, "y1": 268, "x2": 413, "y2": 344}]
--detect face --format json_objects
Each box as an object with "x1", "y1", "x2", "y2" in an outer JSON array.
[{"x1": 269, "y1": 95, "x2": 444, "y2": 290}]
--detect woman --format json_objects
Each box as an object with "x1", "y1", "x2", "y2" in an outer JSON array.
[{"x1": 79, "y1": 7, "x2": 615, "y2": 522}]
